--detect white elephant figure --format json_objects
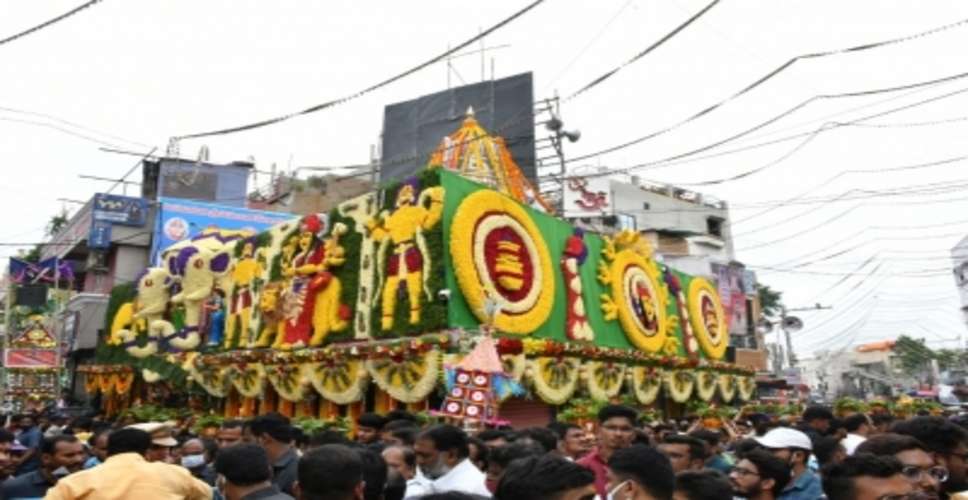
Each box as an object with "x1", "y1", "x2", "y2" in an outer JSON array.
[
  {"x1": 111, "y1": 268, "x2": 176, "y2": 358},
  {"x1": 167, "y1": 244, "x2": 232, "y2": 351}
]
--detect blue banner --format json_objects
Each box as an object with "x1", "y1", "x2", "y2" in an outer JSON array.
[
  {"x1": 93, "y1": 193, "x2": 148, "y2": 227},
  {"x1": 151, "y1": 198, "x2": 294, "y2": 263}
]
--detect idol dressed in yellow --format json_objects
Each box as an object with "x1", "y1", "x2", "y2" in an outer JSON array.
[{"x1": 368, "y1": 180, "x2": 443, "y2": 330}]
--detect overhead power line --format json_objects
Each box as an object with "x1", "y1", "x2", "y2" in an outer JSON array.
[
  {"x1": 566, "y1": 0, "x2": 720, "y2": 99},
  {"x1": 565, "y1": 17, "x2": 968, "y2": 165},
  {"x1": 0, "y1": 0, "x2": 104, "y2": 47},
  {"x1": 0, "y1": 106, "x2": 151, "y2": 148},
  {"x1": 552, "y1": 82, "x2": 968, "y2": 183},
  {"x1": 174, "y1": 0, "x2": 547, "y2": 140}
]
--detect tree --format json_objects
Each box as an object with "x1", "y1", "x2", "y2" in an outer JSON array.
[
  {"x1": 45, "y1": 209, "x2": 69, "y2": 238},
  {"x1": 756, "y1": 283, "x2": 784, "y2": 318},
  {"x1": 894, "y1": 335, "x2": 935, "y2": 382}
]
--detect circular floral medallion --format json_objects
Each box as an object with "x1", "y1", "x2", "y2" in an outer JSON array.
[
  {"x1": 687, "y1": 278, "x2": 728, "y2": 360},
  {"x1": 451, "y1": 190, "x2": 555, "y2": 333},
  {"x1": 601, "y1": 248, "x2": 669, "y2": 353}
]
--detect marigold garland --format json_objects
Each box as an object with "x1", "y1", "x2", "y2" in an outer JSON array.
[
  {"x1": 84, "y1": 374, "x2": 99, "y2": 394},
  {"x1": 365, "y1": 348, "x2": 440, "y2": 404},
  {"x1": 694, "y1": 371, "x2": 718, "y2": 401},
  {"x1": 450, "y1": 190, "x2": 555, "y2": 334},
  {"x1": 664, "y1": 370, "x2": 695, "y2": 403},
  {"x1": 98, "y1": 374, "x2": 116, "y2": 395},
  {"x1": 306, "y1": 359, "x2": 368, "y2": 405},
  {"x1": 583, "y1": 361, "x2": 625, "y2": 401},
  {"x1": 718, "y1": 374, "x2": 737, "y2": 402},
  {"x1": 687, "y1": 278, "x2": 728, "y2": 360},
  {"x1": 630, "y1": 366, "x2": 663, "y2": 405},
  {"x1": 115, "y1": 372, "x2": 135, "y2": 394},
  {"x1": 527, "y1": 356, "x2": 580, "y2": 405}
]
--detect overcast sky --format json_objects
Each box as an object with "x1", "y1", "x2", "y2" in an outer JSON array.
[{"x1": 3, "y1": 0, "x2": 968, "y2": 357}]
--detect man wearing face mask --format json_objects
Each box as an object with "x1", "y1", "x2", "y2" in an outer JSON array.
[
  {"x1": 754, "y1": 428, "x2": 822, "y2": 500},
  {"x1": 603, "y1": 444, "x2": 675, "y2": 500},
  {"x1": 2, "y1": 435, "x2": 85, "y2": 498},
  {"x1": 404, "y1": 424, "x2": 491, "y2": 499},
  {"x1": 182, "y1": 438, "x2": 218, "y2": 486}
]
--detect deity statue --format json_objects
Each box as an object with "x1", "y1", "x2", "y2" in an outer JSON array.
[
  {"x1": 225, "y1": 240, "x2": 262, "y2": 348},
  {"x1": 368, "y1": 179, "x2": 444, "y2": 330}
]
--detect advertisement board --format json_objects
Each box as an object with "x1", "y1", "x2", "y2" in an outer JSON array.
[
  {"x1": 151, "y1": 198, "x2": 294, "y2": 262},
  {"x1": 711, "y1": 263, "x2": 749, "y2": 336},
  {"x1": 381, "y1": 72, "x2": 536, "y2": 183},
  {"x1": 92, "y1": 193, "x2": 148, "y2": 226}
]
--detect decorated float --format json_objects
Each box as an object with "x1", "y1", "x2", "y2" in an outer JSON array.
[{"x1": 84, "y1": 110, "x2": 754, "y2": 423}]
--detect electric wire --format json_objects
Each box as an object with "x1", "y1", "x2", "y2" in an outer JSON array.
[
  {"x1": 566, "y1": 0, "x2": 720, "y2": 99},
  {"x1": 174, "y1": 0, "x2": 547, "y2": 140},
  {"x1": 0, "y1": 0, "x2": 104, "y2": 47}
]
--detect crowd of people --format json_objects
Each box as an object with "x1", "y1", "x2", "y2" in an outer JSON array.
[{"x1": 0, "y1": 403, "x2": 964, "y2": 499}]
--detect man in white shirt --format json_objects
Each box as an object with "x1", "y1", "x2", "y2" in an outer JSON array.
[
  {"x1": 841, "y1": 414, "x2": 872, "y2": 455},
  {"x1": 404, "y1": 425, "x2": 491, "y2": 499}
]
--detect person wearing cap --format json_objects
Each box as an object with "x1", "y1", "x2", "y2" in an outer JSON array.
[
  {"x1": 755, "y1": 427, "x2": 823, "y2": 500},
  {"x1": 127, "y1": 422, "x2": 179, "y2": 463}
]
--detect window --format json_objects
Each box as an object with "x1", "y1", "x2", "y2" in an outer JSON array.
[
  {"x1": 642, "y1": 202, "x2": 650, "y2": 210},
  {"x1": 707, "y1": 217, "x2": 724, "y2": 237}
]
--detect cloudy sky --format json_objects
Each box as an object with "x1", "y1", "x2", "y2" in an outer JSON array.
[{"x1": 3, "y1": 0, "x2": 968, "y2": 357}]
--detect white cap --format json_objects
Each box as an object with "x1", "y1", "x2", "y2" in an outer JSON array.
[{"x1": 754, "y1": 427, "x2": 812, "y2": 451}]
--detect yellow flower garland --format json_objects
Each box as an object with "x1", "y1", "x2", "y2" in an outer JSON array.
[
  {"x1": 737, "y1": 376, "x2": 756, "y2": 401},
  {"x1": 266, "y1": 365, "x2": 309, "y2": 402},
  {"x1": 664, "y1": 370, "x2": 695, "y2": 403},
  {"x1": 527, "y1": 356, "x2": 580, "y2": 405},
  {"x1": 230, "y1": 363, "x2": 266, "y2": 399},
  {"x1": 631, "y1": 366, "x2": 663, "y2": 405},
  {"x1": 365, "y1": 349, "x2": 440, "y2": 403},
  {"x1": 694, "y1": 371, "x2": 718, "y2": 401},
  {"x1": 450, "y1": 190, "x2": 555, "y2": 334},
  {"x1": 306, "y1": 359, "x2": 368, "y2": 405},
  {"x1": 187, "y1": 356, "x2": 230, "y2": 397},
  {"x1": 686, "y1": 277, "x2": 729, "y2": 360},
  {"x1": 718, "y1": 374, "x2": 737, "y2": 402},
  {"x1": 583, "y1": 361, "x2": 626, "y2": 401}
]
